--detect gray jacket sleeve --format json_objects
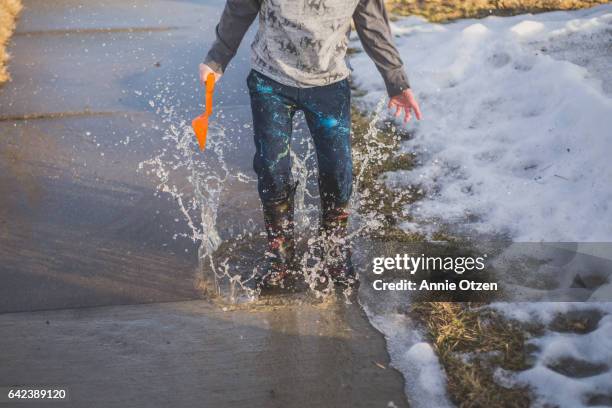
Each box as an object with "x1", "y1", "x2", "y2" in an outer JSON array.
[
  {"x1": 203, "y1": 0, "x2": 261, "y2": 74},
  {"x1": 353, "y1": 0, "x2": 410, "y2": 97}
]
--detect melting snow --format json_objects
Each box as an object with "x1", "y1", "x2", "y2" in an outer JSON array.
[
  {"x1": 352, "y1": 4, "x2": 612, "y2": 242},
  {"x1": 352, "y1": 5, "x2": 612, "y2": 407}
]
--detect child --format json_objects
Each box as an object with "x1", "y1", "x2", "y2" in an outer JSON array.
[{"x1": 201, "y1": 0, "x2": 422, "y2": 288}]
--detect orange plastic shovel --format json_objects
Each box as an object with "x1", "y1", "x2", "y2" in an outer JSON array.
[{"x1": 192, "y1": 73, "x2": 216, "y2": 150}]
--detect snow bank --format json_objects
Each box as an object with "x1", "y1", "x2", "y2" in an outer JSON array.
[{"x1": 351, "y1": 4, "x2": 612, "y2": 241}]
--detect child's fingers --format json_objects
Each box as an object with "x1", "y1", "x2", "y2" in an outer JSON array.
[
  {"x1": 404, "y1": 107, "x2": 412, "y2": 123},
  {"x1": 199, "y1": 63, "x2": 217, "y2": 86},
  {"x1": 413, "y1": 102, "x2": 423, "y2": 120}
]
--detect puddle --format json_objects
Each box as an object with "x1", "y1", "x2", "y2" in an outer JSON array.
[{"x1": 140, "y1": 89, "x2": 392, "y2": 304}]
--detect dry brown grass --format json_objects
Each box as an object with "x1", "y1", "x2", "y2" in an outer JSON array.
[
  {"x1": 387, "y1": 0, "x2": 610, "y2": 22},
  {"x1": 0, "y1": 0, "x2": 22, "y2": 85},
  {"x1": 411, "y1": 302, "x2": 541, "y2": 407}
]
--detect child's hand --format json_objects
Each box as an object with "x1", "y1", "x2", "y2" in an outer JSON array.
[
  {"x1": 199, "y1": 63, "x2": 222, "y2": 86},
  {"x1": 388, "y1": 89, "x2": 423, "y2": 124}
]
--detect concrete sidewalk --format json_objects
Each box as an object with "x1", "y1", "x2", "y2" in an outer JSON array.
[
  {"x1": 0, "y1": 0, "x2": 410, "y2": 406},
  {"x1": 0, "y1": 297, "x2": 408, "y2": 407},
  {"x1": 0, "y1": 0, "x2": 253, "y2": 312}
]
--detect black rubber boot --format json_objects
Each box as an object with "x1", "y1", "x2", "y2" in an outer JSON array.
[
  {"x1": 319, "y1": 202, "x2": 357, "y2": 288},
  {"x1": 255, "y1": 192, "x2": 296, "y2": 290}
]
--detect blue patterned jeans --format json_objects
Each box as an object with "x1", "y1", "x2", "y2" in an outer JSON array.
[{"x1": 247, "y1": 69, "x2": 353, "y2": 208}]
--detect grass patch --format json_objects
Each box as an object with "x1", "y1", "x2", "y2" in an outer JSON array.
[
  {"x1": 0, "y1": 0, "x2": 22, "y2": 85},
  {"x1": 351, "y1": 107, "x2": 425, "y2": 241},
  {"x1": 387, "y1": 0, "x2": 610, "y2": 22},
  {"x1": 351, "y1": 107, "x2": 456, "y2": 241},
  {"x1": 410, "y1": 302, "x2": 539, "y2": 407}
]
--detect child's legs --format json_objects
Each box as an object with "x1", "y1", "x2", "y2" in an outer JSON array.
[
  {"x1": 247, "y1": 70, "x2": 299, "y2": 203},
  {"x1": 301, "y1": 79, "x2": 353, "y2": 209}
]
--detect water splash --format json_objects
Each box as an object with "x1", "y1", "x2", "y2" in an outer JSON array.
[
  {"x1": 140, "y1": 85, "x2": 393, "y2": 304},
  {"x1": 138, "y1": 85, "x2": 259, "y2": 302},
  {"x1": 298, "y1": 98, "x2": 390, "y2": 300}
]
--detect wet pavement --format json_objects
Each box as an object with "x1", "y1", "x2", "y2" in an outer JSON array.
[
  {"x1": 0, "y1": 1, "x2": 409, "y2": 406},
  {"x1": 0, "y1": 297, "x2": 409, "y2": 408},
  {"x1": 0, "y1": 0, "x2": 257, "y2": 311}
]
